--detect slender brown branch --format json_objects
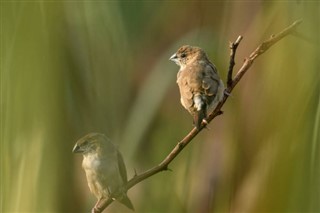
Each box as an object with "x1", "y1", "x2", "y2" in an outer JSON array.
[
  {"x1": 229, "y1": 19, "x2": 303, "y2": 93},
  {"x1": 227, "y1": 35, "x2": 243, "y2": 87},
  {"x1": 94, "y1": 19, "x2": 302, "y2": 213}
]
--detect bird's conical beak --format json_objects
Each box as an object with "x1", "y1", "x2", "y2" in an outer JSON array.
[
  {"x1": 72, "y1": 144, "x2": 82, "y2": 153},
  {"x1": 169, "y1": 53, "x2": 177, "y2": 61}
]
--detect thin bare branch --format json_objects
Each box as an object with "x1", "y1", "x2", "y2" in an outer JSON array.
[
  {"x1": 93, "y1": 19, "x2": 302, "y2": 213},
  {"x1": 227, "y1": 35, "x2": 243, "y2": 87},
  {"x1": 229, "y1": 19, "x2": 303, "y2": 93}
]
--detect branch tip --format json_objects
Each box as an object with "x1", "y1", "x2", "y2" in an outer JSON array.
[
  {"x1": 235, "y1": 35, "x2": 243, "y2": 45},
  {"x1": 227, "y1": 35, "x2": 243, "y2": 87}
]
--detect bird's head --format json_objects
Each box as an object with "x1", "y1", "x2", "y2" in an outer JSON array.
[
  {"x1": 72, "y1": 133, "x2": 111, "y2": 155},
  {"x1": 169, "y1": 45, "x2": 207, "y2": 68}
]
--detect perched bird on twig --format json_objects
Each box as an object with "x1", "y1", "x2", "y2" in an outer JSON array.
[
  {"x1": 72, "y1": 133, "x2": 134, "y2": 211},
  {"x1": 170, "y1": 45, "x2": 225, "y2": 129}
]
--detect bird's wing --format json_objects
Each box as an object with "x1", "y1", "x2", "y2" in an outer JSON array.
[
  {"x1": 117, "y1": 150, "x2": 128, "y2": 184},
  {"x1": 202, "y1": 63, "x2": 220, "y2": 99},
  {"x1": 177, "y1": 70, "x2": 195, "y2": 110}
]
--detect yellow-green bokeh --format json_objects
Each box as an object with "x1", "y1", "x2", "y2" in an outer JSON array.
[{"x1": 1, "y1": 1, "x2": 319, "y2": 213}]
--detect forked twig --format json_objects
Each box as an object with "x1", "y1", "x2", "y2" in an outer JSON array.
[{"x1": 227, "y1": 35, "x2": 243, "y2": 87}]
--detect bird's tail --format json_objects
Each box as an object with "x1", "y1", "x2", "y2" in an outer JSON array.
[
  {"x1": 118, "y1": 194, "x2": 134, "y2": 211},
  {"x1": 193, "y1": 95, "x2": 207, "y2": 130}
]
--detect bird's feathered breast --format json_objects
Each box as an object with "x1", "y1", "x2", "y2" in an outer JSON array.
[{"x1": 82, "y1": 150, "x2": 125, "y2": 197}]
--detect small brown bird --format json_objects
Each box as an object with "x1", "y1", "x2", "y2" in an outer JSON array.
[
  {"x1": 72, "y1": 133, "x2": 134, "y2": 211},
  {"x1": 170, "y1": 45, "x2": 225, "y2": 129}
]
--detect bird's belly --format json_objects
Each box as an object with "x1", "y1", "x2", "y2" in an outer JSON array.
[
  {"x1": 85, "y1": 169, "x2": 105, "y2": 198},
  {"x1": 82, "y1": 154, "x2": 106, "y2": 198}
]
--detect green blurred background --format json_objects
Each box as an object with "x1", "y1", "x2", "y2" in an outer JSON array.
[{"x1": 1, "y1": 1, "x2": 319, "y2": 213}]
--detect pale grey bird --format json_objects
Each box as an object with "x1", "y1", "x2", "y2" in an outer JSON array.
[
  {"x1": 170, "y1": 45, "x2": 225, "y2": 129},
  {"x1": 72, "y1": 133, "x2": 134, "y2": 211}
]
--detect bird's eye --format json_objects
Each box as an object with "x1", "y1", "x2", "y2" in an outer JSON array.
[
  {"x1": 181, "y1": 53, "x2": 186, "y2": 58},
  {"x1": 82, "y1": 140, "x2": 89, "y2": 146}
]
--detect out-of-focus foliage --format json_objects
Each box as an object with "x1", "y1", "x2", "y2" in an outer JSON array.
[{"x1": 1, "y1": 1, "x2": 319, "y2": 213}]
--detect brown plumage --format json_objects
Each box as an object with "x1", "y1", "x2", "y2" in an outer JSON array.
[
  {"x1": 72, "y1": 133, "x2": 134, "y2": 211},
  {"x1": 170, "y1": 45, "x2": 224, "y2": 129}
]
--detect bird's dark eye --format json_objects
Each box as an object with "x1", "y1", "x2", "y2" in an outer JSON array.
[
  {"x1": 82, "y1": 140, "x2": 89, "y2": 146},
  {"x1": 181, "y1": 53, "x2": 186, "y2": 58}
]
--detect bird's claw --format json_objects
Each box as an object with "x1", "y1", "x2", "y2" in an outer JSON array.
[
  {"x1": 202, "y1": 119, "x2": 208, "y2": 125},
  {"x1": 92, "y1": 206, "x2": 100, "y2": 213},
  {"x1": 201, "y1": 119, "x2": 211, "y2": 130},
  {"x1": 224, "y1": 90, "x2": 231, "y2": 96}
]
